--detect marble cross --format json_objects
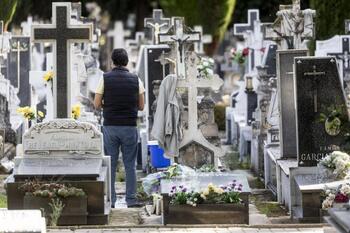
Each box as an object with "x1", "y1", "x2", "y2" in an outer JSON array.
[
  {"x1": 21, "y1": 16, "x2": 33, "y2": 36},
  {"x1": 263, "y1": 0, "x2": 315, "y2": 49},
  {"x1": 193, "y1": 25, "x2": 212, "y2": 54},
  {"x1": 10, "y1": 37, "x2": 29, "y2": 91},
  {"x1": 234, "y1": 9, "x2": 262, "y2": 72},
  {"x1": 177, "y1": 52, "x2": 224, "y2": 157},
  {"x1": 345, "y1": 19, "x2": 350, "y2": 34},
  {"x1": 125, "y1": 32, "x2": 145, "y2": 49},
  {"x1": 159, "y1": 17, "x2": 200, "y2": 79},
  {"x1": 31, "y1": 2, "x2": 93, "y2": 118},
  {"x1": 107, "y1": 21, "x2": 131, "y2": 49},
  {"x1": 144, "y1": 9, "x2": 171, "y2": 44},
  {"x1": 328, "y1": 38, "x2": 350, "y2": 79},
  {"x1": 234, "y1": 9, "x2": 259, "y2": 35}
]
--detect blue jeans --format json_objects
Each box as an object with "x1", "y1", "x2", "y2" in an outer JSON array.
[{"x1": 103, "y1": 126, "x2": 138, "y2": 206}]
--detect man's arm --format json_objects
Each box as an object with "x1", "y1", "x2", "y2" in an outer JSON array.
[
  {"x1": 139, "y1": 93, "x2": 145, "y2": 111},
  {"x1": 94, "y1": 93, "x2": 103, "y2": 110}
]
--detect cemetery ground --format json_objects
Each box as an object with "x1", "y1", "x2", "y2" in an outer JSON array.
[{"x1": 0, "y1": 142, "x2": 325, "y2": 231}]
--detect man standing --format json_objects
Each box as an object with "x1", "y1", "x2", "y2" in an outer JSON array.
[{"x1": 94, "y1": 48, "x2": 145, "y2": 208}]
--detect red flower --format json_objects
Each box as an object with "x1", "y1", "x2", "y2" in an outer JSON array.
[
  {"x1": 260, "y1": 47, "x2": 266, "y2": 53},
  {"x1": 334, "y1": 193, "x2": 349, "y2": 203},
  {"x1": 242, "y1": 47, "x2": 249, "y2": 56}
]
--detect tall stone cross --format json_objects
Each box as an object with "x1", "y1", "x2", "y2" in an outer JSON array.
[
  {"x1": 159, "y1": 17, "x2": 200, "y2": 79},
  {"x1": 107, "y1": 21, "x2": 131, "y2": 49},
  {"x1": 193, "y1": 25, "x2": 212, "y2": 55},
  {"x1": 31, "y1": 2, "x2": 93, "y2": 118},
  {"x1": 177, "y1": 52, "x2": 224, "y2": 157},
  {"x1": 234, "y1": 9, "x2": 262, "y2": 72},
  {"x1": 263, "y1": 0, "x2": 315, "y2": 49},
  {"x1": 144, "y1": 9, "x2": 171, "y2": 45},
  {"x1": 328, "y1": 37, "x2": 350, "y2": 82}
]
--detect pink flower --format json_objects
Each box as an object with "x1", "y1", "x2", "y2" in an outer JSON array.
[
  {"x1": 231, "y1": 48, "x2": 236, "y2": 55},
  {"x1": 260, "y1": 47, "x2": 265, "y2": 53}
]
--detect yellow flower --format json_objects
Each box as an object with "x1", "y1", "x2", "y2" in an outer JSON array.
[
  {"x1": 71, "y1": 104, "x2": 81, "y2": 120},
  {"x1": 214, "y1": 187, "x2": 224, "y2": 194},
  {"x1": 37, "y1": 111, "x2": 44, "y2": 118},
  {"x1": 43, "y1": 71, "x2": 54, "y2": 82},
  {"x1": 17, "y1": 106, "x2": 35, "y2": 120}
]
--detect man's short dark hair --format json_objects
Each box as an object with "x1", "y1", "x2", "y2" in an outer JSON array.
[{"x1": 111, "y1": 48, "x2": 129, "y2": 66}]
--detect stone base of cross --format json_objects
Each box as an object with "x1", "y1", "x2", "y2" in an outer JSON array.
[{"x1": 177, "y1": 52, "x2": 224, "y2": 160}]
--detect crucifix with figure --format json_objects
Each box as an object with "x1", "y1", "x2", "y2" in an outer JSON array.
[
  {"x1": 302, "y1": 64, "x2": 326, "y2": 113},
  {"x1": 328, "y1": 37, "x2": 350, "y2": 82},
  {"x1": 144, "y1": 9, "x2": 171, "y2": 44},
  {"x1": 177, "y1": 52, "x2": 224, "y2": 159},
  {"x1": 31, "y1": 2, "x2": 93, "y2": 118},
  {"x1": 158, "y1": 17, "x2": 200, "y2": 79}
]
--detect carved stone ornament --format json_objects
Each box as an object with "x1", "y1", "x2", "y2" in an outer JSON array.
[{"x1": 23, "y1": 119, "x2": 102, "y2": 155}]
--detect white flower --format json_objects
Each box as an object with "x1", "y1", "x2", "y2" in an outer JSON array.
[
  {"x1": 208, "y1": 58, "x2": 214, "y2": 64},
  {"x1": 202, "y1": 61, "x2": 209, "y2": 67},
  {"x1": 197, "y1": 65, "x2": 204, "y2": 70},
  {"x1": 340, "y1": 184, "x2": 350, "y2": 195}
]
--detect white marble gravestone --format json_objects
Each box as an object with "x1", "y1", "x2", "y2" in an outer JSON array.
[{"x1": 0, "y1": 210, "x2": 46, "y2": 233}]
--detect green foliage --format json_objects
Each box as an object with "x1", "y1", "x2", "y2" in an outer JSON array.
[
  {"x1": 49, "y1": 198, "x2": 64, "y2": 227},
  {"x1": 159, "y1": 0, "x2": 236, "y2": 52},
  {"x1": 0, "y1": 0, "x2": 18, "y2": 30},
  {"x1": 310, "y1": 0, "x2": 350, "y2": 40},
  {"x1": 214, "y1": 104, "x2": 226, "y2": 131},
  {"x1": 0, "y1": 193, "x2": 7, "y2": 208}
]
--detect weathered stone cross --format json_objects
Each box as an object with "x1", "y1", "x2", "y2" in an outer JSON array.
[
  {"x1": 159, "y1": 17, "x2": 200, "y2": 79},
  {"x1": 107, "y1": 21, "x2": 131, "y2": 49},
  {"x1": 144, "y1": 9, "x2": 171, "y2": 44},
  {"x1": 32, "y1": 2, "x2": 93, "y2": 118},
  {"x1": 263, "y1": 0, "x2": 315, "y2": 49},
  {"x1": 193, "y1": 25, "x2": 212, "y2": 55},
  {"x1": 177, "y1": 52, "x2": 224, "y2": 157}
]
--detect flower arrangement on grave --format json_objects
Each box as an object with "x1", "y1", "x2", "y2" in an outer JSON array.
[
  {"x1": 20, "y1": 180, "x2": 86, "y2": 226},
  {"x1": 198, "y1": 164, "x2": 217, "y2": 172},
  {"x1": 43, "y1": 71, "x2": 54, "y2": 83},
  {"x1": 17, "y1": 107, "x2": 45, "y2": 121},
  {"x1": 20, "y1": 181, "x2": 86, "y2": 199},
  {"x1": 71, "y1": 104, "x2": 81, "y2": 120},
  {"x1": 170, "y1": 180, "x2": 243, "y2": 207},
  {"x1": 319, "y1": 151, "x2": 350, "y2": 180},
  {"x1": 230, "y1": 47, "x2": 249, "y2": 64},
  {"x1": 197, "y1": 57, "x2": 214, "y2": 79},
  {"x1": 141, "y1": 163, "x2": 196, "y2": 195},
  {"x1": 322, "y1": 183, "x2": 350, "y2": 209}
]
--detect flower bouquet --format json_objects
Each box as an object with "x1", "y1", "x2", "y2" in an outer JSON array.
[
  {"x1": 231, "y1": 47, "x2": 249, "y2": 64},
  {"x1": 197, "y1": 57, "x2": 214, "y2": 79},
  {"x1": 71, "y1": 104, "x2": 81, "y2": 120},
  {"x1": 319, "y1": 151, "x2": 350, "y2": 180},
  {"x1": 322, "y1": 183, "x2": 350, "y2": 210}
]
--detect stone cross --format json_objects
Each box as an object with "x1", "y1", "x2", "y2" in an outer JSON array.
[
  {"x1": 154, "y1": 50, "x2": 174, "y2": 78},
  {"x1": 21, "y1": 16, "x2": 33, "y2": 36},
  {"x1": 345, "y1": 19, "x2": 350, "y2": 34},
  {"x1": 328, "y1": 38, "x2": 350, "y2": 82},
  {"x1": 234, "y1": 10, "x2": 264, "y2": 72},
  {"x1": 263, "y1": 0, "x2": 315, "y2": 49},
  {"x1": 144, "y1": 9, "x2": 171, "y2": 44},
  {"x1": 10, "y1": 37, "x2": 29, "y2": 91},
  {"x1": 125, "y1": 32, "x2": 145, "y2": 49},
  {"x1": 193, "y1": 25, "x2": 212, "y2": 54},
  {"x1": 107, "y1": 21, "x2": 131, "y2": 49},
  {"x1": 159, "y1": 17, "x2": 200, "y2": 79},
  {"x1": 32, "y1": 2, "x2": 93, "y2": 118},
  {"x1": 177, "y1": 52, "x2": 224, "y2": 157}
]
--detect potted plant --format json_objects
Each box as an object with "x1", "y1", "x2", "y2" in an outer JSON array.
[{"x1": 165, "y1": 180, "x2": 248, "y2": 224}]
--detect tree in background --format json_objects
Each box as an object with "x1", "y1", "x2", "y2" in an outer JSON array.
[
  {"x1": 159, "y1": 0, "x2": 236, "y2": 55},
  {"x1": 0, "y1": 0, "x2": 18, "y2": 31},
  {"x1": 310, "y1": 0, "x2": 350, "y2": 40}
]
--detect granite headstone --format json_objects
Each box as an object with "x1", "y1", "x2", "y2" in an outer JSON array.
[{"x1": 295, "y1": 57, "x2": 350, "y2": 166}]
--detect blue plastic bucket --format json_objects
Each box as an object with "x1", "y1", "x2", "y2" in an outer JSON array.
[{"x1": 148, "y1": 141, "x2": 171, "y2": 168}]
